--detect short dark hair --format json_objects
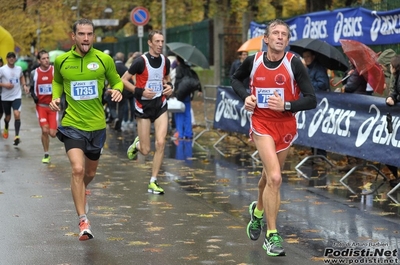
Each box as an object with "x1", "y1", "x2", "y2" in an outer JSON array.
[
  {"x1": 6, "y1": 52, "x2": 16, "y2": 58},
  {"x1": 37, "y1": 49, "x2": 48, "y2": 60},
  {"x1": 72, "y1": 18, "x2": 94, "y2": 34},
  {"x1": 148, "y1": 30, "x2": 163, "y2": 42}
]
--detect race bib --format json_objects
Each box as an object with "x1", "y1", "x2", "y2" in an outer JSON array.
[
  {"x1": 255, "y1": 87, "x2": 284, "y2": 108},
  {"x1": 70, "y1": 80, "x2": 98, "y2": 100},
  {"x1": 147, "y1": 81, "x2": 163, "y2": 93},
  {"x1": 38, "y1": 84, "x2": 52, "y2": 95}
]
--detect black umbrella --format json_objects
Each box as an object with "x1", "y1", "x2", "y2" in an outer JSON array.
[
  {"x1": 166, "y1": 42, "x2": 210, "y2": 69},
  {"x1": 289, "y1": 38, "x2": 348, "y2": 72}
]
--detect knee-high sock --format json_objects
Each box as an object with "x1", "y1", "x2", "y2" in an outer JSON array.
[
  {"x1": 4, "y1": 119, "x2": 9, "y2": 130},
  {"x1": 15, "y1": 119, "x2": 21, "y2": 136}
]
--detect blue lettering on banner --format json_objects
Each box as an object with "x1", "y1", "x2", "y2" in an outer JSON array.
[
  {"x1": 214, "y1": 86, "x2": 400, "y2": 167},
  {"x1": 249, "y1": 7, "x2": 400, "y2": 46}
]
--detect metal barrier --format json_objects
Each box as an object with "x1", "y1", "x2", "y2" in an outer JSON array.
[
  {"x1": 194, "y1": 85, "x2": 252, "y2": 156},
  {"x1": 194, "y1": 85, "x2": 218, "y2": 142}
]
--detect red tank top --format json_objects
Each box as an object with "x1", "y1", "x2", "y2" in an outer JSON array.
[
  {"x1": 250, "y1": 52, "x2": 300, "y2": 121},
  {"x1": 33, "y1": 65, "x2": 54, "y2": 105}
]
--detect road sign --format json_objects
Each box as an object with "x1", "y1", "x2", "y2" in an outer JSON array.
[
  {"x1": 130, "y1": 6, "x2": 150, "y2": 26},
  {"x1": 138, "y1": 26, "x2": 144, "y2": 38}
]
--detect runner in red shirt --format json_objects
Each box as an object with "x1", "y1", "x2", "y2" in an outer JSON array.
[
  {"x1": 30, "y1": 50, "x2": 58, "y2": 163},
  {"x1": 231, "y1": 19, "x2": 317, "y2": 257}
]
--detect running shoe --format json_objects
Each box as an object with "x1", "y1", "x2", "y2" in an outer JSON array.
[
  {"x1": 78, "y1": 219, "x2": 94, "y2": 241},
  {"x1": 13, "y1": 136, "x2": 20, "y2": 146},
  {"x1": 127, "y1": 136, "x2": 139, "y2": 160},
  {"x1": 148, "y1": 181, "x2": 164, "y2": 194},
  {"x1": 247, "y1": 201, "x2": 264, "y2": 240},
  {"x1": 263, "y1": 233, "x2": 286, "y2": 256},
  {"x1": 42, "y1": 155, "x2": 51, "y2": 164},
  {"x1": 3, "y1": 129, "x2": 8, "y2": 139}
]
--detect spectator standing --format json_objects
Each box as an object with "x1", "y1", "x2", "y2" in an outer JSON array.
[
  {"x1": 122, "y1": 30, "x2": 173, "y2": 195},
  {"x1": 385, "y1": 54, "x2": 400, "y2": 187},
  {"x1": 302, "y1": 49, "x2": 329, "y2": 159},
  {"x1": 49, "y1": 18, "x2": 123, "y2": 241},
  {"x1": 0, "y1": 52, "x2": 29, "y2": 145},
  {"x1": 229, "y1": 51, "x2": 248, "y2": 76},
  {"x1": 173, "y1": 56, "x2": 201, "y2": 139},
  {"x1": 231, "y1": 19, "x2": 316, "y2": 257},
  {"x1": 113, "y1": 52, "x2": 129, "y2": 131},
  {"x1": 30, "y1": 50, "x2": 58, "y2": 163},
  {"x1": 230, "y1": 51, "x2": 249, "y2": 89}
]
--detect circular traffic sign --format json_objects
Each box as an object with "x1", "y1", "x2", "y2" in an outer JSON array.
[{"x1": 130, "y1": 6, "x2": 150, "y2": 26}]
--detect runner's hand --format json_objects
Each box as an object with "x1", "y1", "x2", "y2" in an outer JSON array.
[
  {"x1": 49, "y1": 98, "x2": 61, "y2": 112},
  {"x1": 4, "y1": 83, "x2": 14, "y2": 89},
  {"x1": 142, "y1": 88, "x2": 156, "y2": 99},
  {"x1": 107, "y1": 89, "x2": 123, "y2": 102},
  {"x1": 268, "y1": 90, "x2": 284, "y2": 111},
  {"x1": 244, "y1": 95, "x2": 256, "y2": 112},
  {"x1": 163, "y1": 83, "x2": 173, "y2": 97}
]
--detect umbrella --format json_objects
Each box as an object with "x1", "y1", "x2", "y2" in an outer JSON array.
[
  {"x1": 166, "y1": 42, "x2": 209, "y2": 69},
  {"x1": 237, "y1": 35, "x2": 267, "y2": 53},
  {"x1": 289, "y1": 38, "x2": 349, "y2": 72},
  {"x1": 49, "y1": 50, "x2": 66, "y2": 63},
  {"x1": 15, "y1": 59, "x2": 28, "y2": 71},
  {"x1": 339, "y1": 39, "x2": 385, "y2": 94}
]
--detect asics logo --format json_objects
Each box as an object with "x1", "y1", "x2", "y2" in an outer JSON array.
[{"x1": 65, "y1": 65, "x2": 79, "y2": 70}]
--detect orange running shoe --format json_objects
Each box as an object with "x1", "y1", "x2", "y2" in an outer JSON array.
[
  {"x1": 2, "y1": 129, "x2": 8, "y2": 139},
  {"x1": 78, "y1": 219, "x2": 94, "y2": 241}
]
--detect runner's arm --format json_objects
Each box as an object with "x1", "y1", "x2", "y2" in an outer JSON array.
[
  {"x1": 291, "y1": 56, "x2": 317, "y2": 112},
  {"x1": 231, "y1": 55, "x2": 254, "y2": 101},
  {"x1": 52, "y1": 61, "x2": 64, "y2": 100}
]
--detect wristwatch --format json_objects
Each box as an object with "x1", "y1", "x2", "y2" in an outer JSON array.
[{"x1": 284, "y1": 101, "x2": 291, "y2": 111}]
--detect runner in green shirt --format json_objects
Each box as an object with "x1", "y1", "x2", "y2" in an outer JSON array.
[{"x1": 49, "y1": 18, "x2": 123, "y2": 241}]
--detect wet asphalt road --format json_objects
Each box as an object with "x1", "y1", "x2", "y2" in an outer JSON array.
[{"x1": 1, "y1": 97, "x2": 400, "y2": 265}]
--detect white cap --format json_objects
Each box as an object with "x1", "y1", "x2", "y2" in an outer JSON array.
[{"x1": 104, "y1": 49, "x2": 110, "y2": 55}]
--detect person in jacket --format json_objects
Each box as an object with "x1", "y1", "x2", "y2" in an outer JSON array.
[
  {"x1": 341, "y1": 62, "x2": 368, "y2": 94},
  {"x1": 302, "y1": 49, "x2": 330, "y2": 158},
  {"x1": 385, "y1": 54, "x2": 400, "y2": 187},
  {"x1": 302, "y1": 50, "x2": 330, "y2": 92}
]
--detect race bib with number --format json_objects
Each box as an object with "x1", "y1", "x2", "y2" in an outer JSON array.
[
  {"x1": 38, "y1": 84, "x2": 52, "y2": 95},
  {"x1": 147, "y1": 81, "x2": 163, "y2": 93},
  {"x1": 255, "y1": 87, "x2": 284, "y2": 108},
  {"x1": 70, "y1": 80, "x2": 98, "y2": 100}
]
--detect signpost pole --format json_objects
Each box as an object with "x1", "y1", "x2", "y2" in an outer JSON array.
[{"x1": 138, "y1": 26, "x2": 144, "y2": 53}]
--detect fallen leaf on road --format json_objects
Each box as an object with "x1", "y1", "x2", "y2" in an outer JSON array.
[{"x1": 128, "y1": 241, "x2": 149, "y2": 246}]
